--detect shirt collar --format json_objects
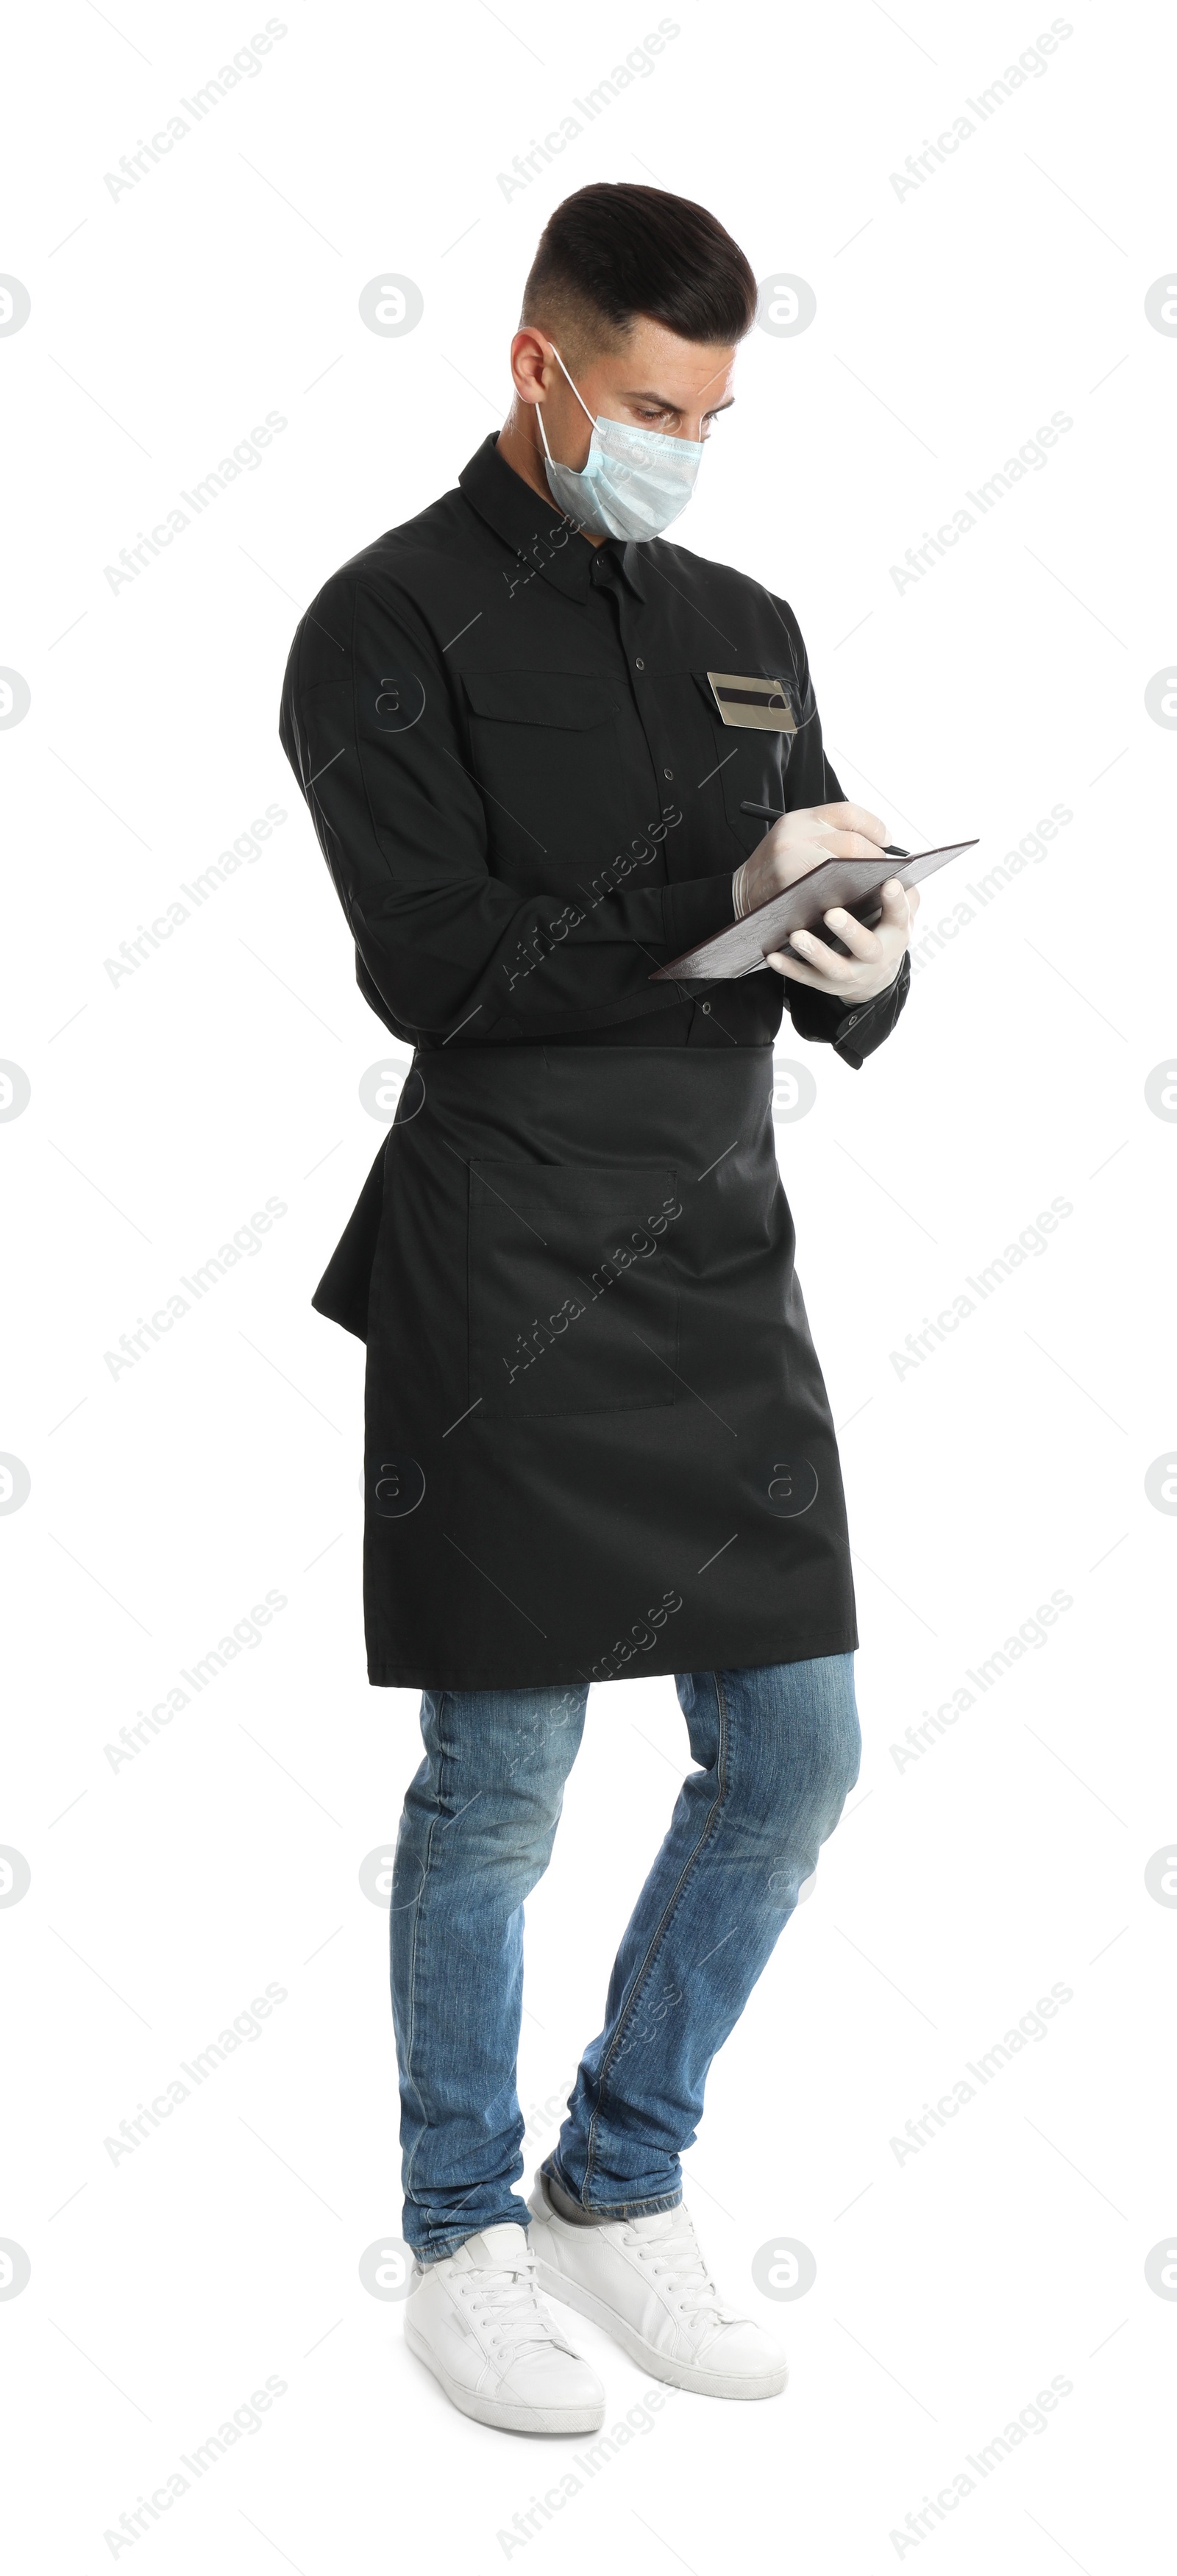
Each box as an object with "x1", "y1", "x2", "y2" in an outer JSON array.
[{"x1": 458, "y1": 433, "x2": 646, "y2": 603}]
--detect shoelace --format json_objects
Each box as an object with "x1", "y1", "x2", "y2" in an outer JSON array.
[
  {"x1": 458, "y1": 2255, "x2": 566, "y2": 2360},
  {"x1": 626, "y1": 2216, "x2": 741, "y2": 2323}
]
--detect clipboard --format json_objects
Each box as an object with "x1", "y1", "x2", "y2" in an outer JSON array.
[{"x1": 649, "y1": 840, "x2": 978, "y2": 982}]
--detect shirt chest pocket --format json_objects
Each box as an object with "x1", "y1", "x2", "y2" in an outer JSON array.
[
  {"x1": 689, "y1": 669, "x2": 799, "y2": 854},
  {"x1": 460, "y1": 669, "x2": 621, "y2": 872}
]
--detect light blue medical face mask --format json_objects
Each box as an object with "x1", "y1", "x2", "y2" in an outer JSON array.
[{"x1": 536, "y1": 344, "x2": 705, "y2": 543}]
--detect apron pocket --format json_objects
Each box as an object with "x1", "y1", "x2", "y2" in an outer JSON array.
[{"x1": 469, "y1": 1161, "x2": 680, "y2": 1420}]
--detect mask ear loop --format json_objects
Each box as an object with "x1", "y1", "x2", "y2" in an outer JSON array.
[
  {"x1": 536, "y1": 341, "x2": 597, "y2": 463},
  {"x1": 548, "y1": 344, "x2": 597, "y2": 426}
]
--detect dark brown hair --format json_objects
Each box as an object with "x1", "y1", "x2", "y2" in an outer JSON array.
[{"x1": 521, "y1": 182, "x2": 758, "y2": 358}]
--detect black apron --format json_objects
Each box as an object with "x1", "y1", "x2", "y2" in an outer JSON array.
[{"x1": 314, "y1": 1044, "x2": 858, "y2": 1690}]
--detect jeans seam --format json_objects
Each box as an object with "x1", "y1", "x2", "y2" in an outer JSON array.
[
  {"x1": 399, "y1": 1691, "x2": 448, "y2": 2200},
  {"x1": 583, "y1": 1671, "x2": 730, "y2": 2195}
]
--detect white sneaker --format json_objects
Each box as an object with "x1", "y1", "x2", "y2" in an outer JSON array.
[
  {"x1": 404, "y1": 2221, "x2": 605, "y2": 2433},
  {"x1": 527, "y1": 2173, "x2": 789, "y2": 2400}
]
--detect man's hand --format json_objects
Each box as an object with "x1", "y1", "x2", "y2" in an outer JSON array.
[
  {"x1": 733, "y1": 800, "x2": 892, "y2": 914},
  {"x1": 768, "y1": 875, "x2": 920, "y2": 1006},
  {"x1": 730, "y1": 800, "x2": 919, "y2": 1007}
]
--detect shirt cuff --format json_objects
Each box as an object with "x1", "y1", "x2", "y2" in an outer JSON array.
[
  {"x1": 661, "y1": 873, "x2": 737, "y2": 958},
  {"x1": 833, "y1": 950, "x2": 911, "y2": 1067},
  {"x1": 786, "y1": 950, "x2": 911, "y2": 1068}
]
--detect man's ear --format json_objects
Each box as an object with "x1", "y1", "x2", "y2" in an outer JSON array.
[{"x1": 510, "y1": 327, "x2": 552, "y2": 405}]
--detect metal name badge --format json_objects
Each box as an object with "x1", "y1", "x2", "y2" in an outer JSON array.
[{"x1": 706, "y1": 672, "x2": 797, "y2": 733}]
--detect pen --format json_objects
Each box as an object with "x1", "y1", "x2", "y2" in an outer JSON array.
[{"x1": 739, "y1": 799, "x2": 907, "y2": 856}]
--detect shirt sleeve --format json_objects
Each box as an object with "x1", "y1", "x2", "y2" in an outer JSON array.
[
  {"x1": 786, "y1": 950, "x2": 911, "y2": 1068},
  {"x1": 764, "y1": 593, "x2": 913, "y2": 1068},
  {"x1": 278, "y1": 572, "x2": 736, "y2": 1047}
]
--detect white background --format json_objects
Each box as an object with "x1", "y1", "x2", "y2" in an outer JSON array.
[{"x1": 3, "y1": 1, "x2": 1175, "y2": 2568}]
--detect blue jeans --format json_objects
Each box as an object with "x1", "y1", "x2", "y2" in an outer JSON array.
[{"x1": 391, "y1": 1657, "x2": 861, "y2": 2263}]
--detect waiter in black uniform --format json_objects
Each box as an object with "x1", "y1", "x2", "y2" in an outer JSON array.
[{"x1": 280, "y1": 184, "x2": 919, "y2": 2438}]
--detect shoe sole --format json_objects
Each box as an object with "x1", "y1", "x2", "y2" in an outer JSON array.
[
  {"x1": 404, "y1": 2318, "x2": 605, "y2": 2434},
  {"x1": 531, "y1": 2256, "x2": 789, "y2": 2401}
]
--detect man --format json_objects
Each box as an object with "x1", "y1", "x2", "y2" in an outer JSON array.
[{"x1": 280, "y1": 183, "x2": 918, "y2": 2436}]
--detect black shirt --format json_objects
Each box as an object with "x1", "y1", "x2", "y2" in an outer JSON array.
[{"x1": 278, "y1": 432, "x2": 909, "y2": 1069}]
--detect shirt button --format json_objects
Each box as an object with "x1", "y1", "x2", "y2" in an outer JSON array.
[
  {"x1": 635, "y1": 657, "x2": 644, "y2": 670},
  {"x1": 701, "y1": 1002, "x2": 711, "y2": 1014},
  {"x1": 663, "y1": 766, "x2": 673, "y2": 780}
]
